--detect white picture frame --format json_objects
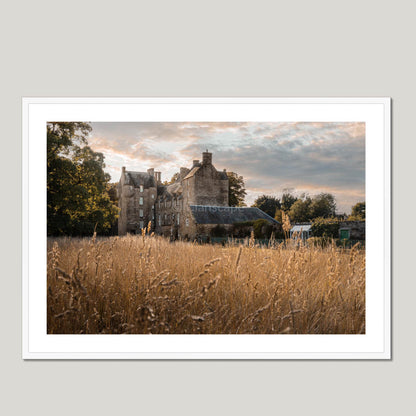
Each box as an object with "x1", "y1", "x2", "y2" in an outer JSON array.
[{"x1": 22, "y1": 97, "x2": 391, "y2": 359}]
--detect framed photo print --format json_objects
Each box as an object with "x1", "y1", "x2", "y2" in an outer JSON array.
[{"x1": 22, "y1": 97, "x2": 391, "y2": 359}]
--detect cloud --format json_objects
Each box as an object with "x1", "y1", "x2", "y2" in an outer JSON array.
[{"x1": 88, "y1": 121, "x2": 365, "y2": 213}]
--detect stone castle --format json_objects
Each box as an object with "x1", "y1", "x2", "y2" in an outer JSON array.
[{"x1": 117, "y1": 151, "x2": 278, "y2": 239}]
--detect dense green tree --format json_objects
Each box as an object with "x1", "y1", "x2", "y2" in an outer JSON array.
[
  {"x1": 311, "y1": 217, "x2": 340, "y2": 238},
  {"x1": 227, "y1": 172, "x2": 247, "y2": 207},
  {"x1": 281, "y1": 191, "x2": 298, "y2": 212},
  {"x1": 349, "y1": 201, "x2": 365, "y2": 220},
  {"x1": 310, "y1": 192, "x2": 336, "y2": 219},
  {"x1": 252, "y1": 195, "x2": 280, "y2": 217},
  {"x1": 47, "y1": 122, "x2": 118, "y2": 236},
  {"x1": 274, "y1": 208, "x2": 283, "y2": 223},
  {"x1": 107, "y1": 183, "x2": 119, "y2": 205},
  {"x1": 289, "y1": 197, "x2": 312, "y2": 222}
]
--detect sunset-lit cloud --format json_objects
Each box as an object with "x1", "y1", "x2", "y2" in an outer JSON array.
[{"x1": 89, "y1": 122, "x2": 365, "y2": 214}]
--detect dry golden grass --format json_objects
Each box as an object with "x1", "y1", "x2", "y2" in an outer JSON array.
[{"x1": 47, "y1": 233, "x2": 365, "y2": 334}]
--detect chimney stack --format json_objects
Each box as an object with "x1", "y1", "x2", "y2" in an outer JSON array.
[
  {"x1": 147, "y1": 168, "x2": 155, "y2": 177},
  {"x1": 193, "y1": 159, "x2": 200, "y2": 167},
  {"x1": 155, "y1": 171, "x2": 161, "y2": 183},
  {"x1": 202, "y1": 151, "x2": 212, "y2": 165},
  {"x1": 122, "y1": 166, "x2": 126, "y2": 174},
  {"x1": 180, "y1": 167, "x2": 189, "y2": 179}
]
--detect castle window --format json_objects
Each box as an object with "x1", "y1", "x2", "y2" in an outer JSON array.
[
  {"x1": 139, "y1": 221, "x2": 144, "y2": 229},
  {"x1": 139, "y1": 209, "x2": 143, "y2": 217},
  {"x1": 139, "y1": 197, "x2": 143, "y2": 205},
  {"x1": 177, "y1": 213, "x2": 180, "y2": 225},
  {"x1": 151, "y1": 194, "x2": 154, "y2": 199},
  {"x1": 158, "y1": 215, "x2": 161, "y2": 226},
  {"x1": 140, "y1": 185, "x2": 144, "y2": 193},
  {"x1": 152, "y1": 211, "x2": 154, "y2": 220},
  {"x1": 185, "y1": 218, "x2": 189, "y2": 227}
]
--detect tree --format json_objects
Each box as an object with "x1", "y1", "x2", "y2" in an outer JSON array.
[
  {"x1": 289, "y1": 197, "x2": 312, "y2": 222},
  {"x1": 163, "y1": 172, "x2": 180, "y2": 185},
  {"x1": 227, "y1": 172, "x2": 247, "y2": 207},
  {"x1": 281, "y1": 191, "x2": 298, "y2": 212},
  {"x1": 274, "y1": 208, "x2": 283, "y2": 223},
  {"x1": 252, "y1": 195, "x2": 280, "y2": 217},
  {"x1": 311, "y1": 217, "x2": 340, "y2": 238},
  {"x1": 310, "y1": 193, "x2": 336, "y2": 219},
  {"x1": 349, "y1": 201, "x2": 365, "y2": 220},
  {"x1": 47, "y1": 122, "x2": 118, "y2": 236}
]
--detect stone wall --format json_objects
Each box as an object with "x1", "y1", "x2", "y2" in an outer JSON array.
[
  {"x1": 155, "y1": 196, "x2": 183, "y2": 236},
  {"x1": 119, "y1": 152, "x2": 229, "y2": 237},
  {"x1": 118, "y1": 172, "x2": 157, "y2": 235},
  {"x1": 185, "y1": 164, "x2": 229, "y2": 206}
]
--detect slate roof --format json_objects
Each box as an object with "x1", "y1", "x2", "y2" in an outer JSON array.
[
  {"x1": 183, "y1": 166, "x2": 228, "y2": 180},
  {"x1": 166, "y1": 182, "x2": 183, "y2": 196},
  {"x1": 125, "y1": 171, "x2": 156, "y2": 188},
  {"x1": 157, "y1": 182, "x2": 183, "y2": 201},
  {"x1": 183, "y1": 166, "x2": 200, "y2": 180},
  {"x1": 189, "y1": 206, "x2": 280, "y2": 225},
  {"x1": 219, "y1": 171, "x2": 228, "y2": 180}
]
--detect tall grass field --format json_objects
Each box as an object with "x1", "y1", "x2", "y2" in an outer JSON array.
[{"x1": 47, "y1": 234, "x2": 365, "y2": 334}]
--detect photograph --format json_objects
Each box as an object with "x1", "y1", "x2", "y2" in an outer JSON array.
[
  {"x1": 22, "y1": 97, "x2": 389, "y2": 359},
  {"x1": 46, "y1": 120, "x2": 366, "y2": 335}
]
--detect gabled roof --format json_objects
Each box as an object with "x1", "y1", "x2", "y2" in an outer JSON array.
[
  {"x1": 290, "y1": 224, "x2": 312, "y2": 232},
  {"x1": 124, "y1": 171, "x2": 156, "y2": 188},
  {"x1": 157, "y1": 181, "x2": 183, "y2": 201},
  {"x1": 183, "y1": 166, "x2": 200, "y2": 180},
  {"x1": 166, "y1": 181, "x2": 183, "y2": 196},
  {"x1": 183, "y1": 166, "x2": 228, "y2": 181},
  {"x1": 189, "y1": 206, "x2": 280, "y2": 225}
]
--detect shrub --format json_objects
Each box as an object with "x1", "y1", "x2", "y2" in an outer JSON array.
[
  {"x1": 253, "y1": 219, "x2": 272, "y2": 239},
  {"x1": 232, "y1": 220, "x2": 254, "y2": 238},
  {"x1": 311, "y1": 217, "x2": 340, "y2": 238},
  {"x1": 210, "y1": 224, "x2": 227, "y2": 237}
]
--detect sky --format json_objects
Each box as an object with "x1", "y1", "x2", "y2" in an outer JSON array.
[{"x1": 88, "y1": 122, "x2": 365, "y2": 214}]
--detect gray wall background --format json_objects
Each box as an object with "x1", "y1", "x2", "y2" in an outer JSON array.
[{"x1": 1, "y1": 1, "x2": 413, "y2": 414}]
